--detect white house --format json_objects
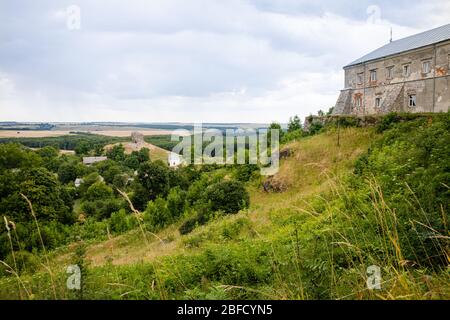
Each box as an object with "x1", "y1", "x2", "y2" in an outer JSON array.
[
  {"x1": 74, "y1": 178, "x2": 83, "y2": 188},
  {"x1": 168, "y1": 152, "x2": 182, "y2": 167}
]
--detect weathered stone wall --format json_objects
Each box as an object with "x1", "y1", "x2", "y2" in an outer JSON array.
[{"x1": 335, "y1": 40, "x2": 450, "y2": 115}]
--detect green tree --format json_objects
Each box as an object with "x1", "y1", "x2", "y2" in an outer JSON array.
[
  {"x1": 36, "y1": 146, "x2": 59, "y2": 159},
  {"x1": 74, "y1": 140, "x2": 92, "y2": 155},
  {"x1": 234, "y1": 164, "x2": 259, "y2": 182},
  {"x1": 167, "y1": 187, "x2": 186, "y2": 219},
  {"x1": 102, "y1": 165, "x2": 122, "y2": 184},
  {"x1": 144, "y1": 197, "x2": 170, "y2": 230},
  {"x1": 123, "y1": 155, "x2": 140, "y2": 170},
  {"x1": 58, "y1": 162, "x2": 78, "y2": 184},
  {"x1": 287, "y1": 115, "x2": 302, "y2": 132},
  {"x1": 0, "y1": 143, "x2": 42, "y2": 169},
  {"x1": 202, "y1": 180, "x2": 250, "y2": 214},
  {"x1": 109, "y1": 209, "x2": 135, "y2": 234},
  {"x1": 137, "y1": 160, "x2": 170, "y2": 200},
  {"x1": 268, "y1": 122, "x2": 284, "y2": 143},
  {"x1": 123, "y1": 148, "x2": 150, "y2": 170},
  {"x1": 0, "y1": 167, "x2": 74, "y2": 224},
  {"x1": 130, "y1": 181, "x2": 149, "y2": 211},
  {"x1": 106, "y1": 144, "x2": 126, "y2": 162},
  {"x1": 135, "y1": 148, "x2": 150, "y2": 163},
  {"x1": 38, "y1": 146, "x2": 63, "y2": 173},
  {"x1": 84, "y1": 182, "x2": 113, "y2": 201},
  {"x1": 78, "y1": 172, "x2": 102, "y2": 195},
  {"x1": 112, "y1": 173, "x2": 130, "y2": 190}
]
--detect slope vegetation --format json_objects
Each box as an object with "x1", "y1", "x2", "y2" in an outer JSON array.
[{"x1": 0, "y1": 115, "x2": 449, "y2": 300}]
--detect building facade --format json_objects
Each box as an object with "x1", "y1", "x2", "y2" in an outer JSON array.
[{"x1": 334, "y1": 24, "x2": 450, "y2": 115}]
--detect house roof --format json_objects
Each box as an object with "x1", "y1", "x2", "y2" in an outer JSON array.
[
  {"x1": 82, "y1": 156, "x2": 108, "y2": 164},
  {"x1": 345, "y1": 24, "x2": 450, "y2": 68}
]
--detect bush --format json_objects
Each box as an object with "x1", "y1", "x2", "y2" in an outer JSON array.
[
  {"x1": 144, "y1": 197, "x2": 171, "y2": 230},
  {"x1": 72, "y1": 218, "x2": 109, "y2": 241},
  {"x1": 233, "y1": 164, "x2": 259, "y2": 182},
  {"x1": 81, "y1": 198, "x2": 123, "y2": 219},
  {"x1": 109, "y1": 209, "x2": 136, "y2": 234},
  {"x1": 2, "y1": 250, "x2": 40, "y2": 276},
  {"x1": 202, "y1": 180, "x2": 249, "y2": 214},
  {"x1": 376, "y1": 112, "x2": 399, "y2": 133},
  {"x1": 179, "y1": 208, "x2": 211, "y2": 235},
  {"x1": 166, "y1": 187, "x2": 186, "y2": 219},
  {"x1": 308, "y1": 122, "x2": 324, "y2": 135},
  {"x1": 332, "y1": 113, "x2": 450, "y2": 268}
]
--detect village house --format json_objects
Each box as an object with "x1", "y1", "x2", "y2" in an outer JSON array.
[
  {"x1": 168, "y1": 152, "x2": 182, "y2": 167},
  {"x1": 334, "y1": 24, "x2": 450, "y2": 115},
  {"x1": 82, "y1": 156, "x2": 108, "y2": 165},
  {"x1": 74, "y1": 178, "x2": 83, "y2": 188}
]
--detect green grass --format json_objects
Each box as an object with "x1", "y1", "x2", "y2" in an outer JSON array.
[{"x1": 0, "y1": 117, "x2": 449, "y2": 300}]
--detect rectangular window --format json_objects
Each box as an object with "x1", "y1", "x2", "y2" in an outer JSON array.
[
  {"x1": 370, "y1": 70, "x2": 377, "y2": 82},
  {"x1": 422, "y1": 60, "x2": 431, "y2": 74},
  {"x1": 386, "y1": 66, "x2": 394, "y2": 79},
  {"x1": 355, "y1": 95, "x2": 362, "y2": 108},
  {"x1": 408, "y1": 94, "x2": 416, "y2": 107},
  {"x1": 357, "y1": 73, "x2": 364, "y2": 84},
  {"x1": 403, "y1": 64, "x2": 411, "y2": 77},
  {"x1": 375, "y1": 97, "x2": 381, "y2": 108}
]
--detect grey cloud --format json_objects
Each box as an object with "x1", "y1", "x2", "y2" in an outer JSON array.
[{"x1": 0, "y1": 0, "x2": 449, "y2": 122}]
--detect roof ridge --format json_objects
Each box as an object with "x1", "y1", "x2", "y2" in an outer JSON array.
[
  {"x1": 390, "y1": 23, "x2": 450, "y2": 44},
  {"x1": 345, "y1": 24, "x2": 450, "y2": 68}
]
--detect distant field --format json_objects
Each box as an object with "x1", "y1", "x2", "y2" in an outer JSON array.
[
  {"x1": 88, "y1": 129, "x2": 174, "y2": 137},
  {"x1": 0, "y1": 130, "x2": 73, "y2": 138},
  {"x1": 0, "y1": 129, "x2": 174, "y2": 138}
]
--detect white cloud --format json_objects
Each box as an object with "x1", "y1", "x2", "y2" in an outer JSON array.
[{"x1": 0, "y1": 0, "x2": 448, "y2": 123}]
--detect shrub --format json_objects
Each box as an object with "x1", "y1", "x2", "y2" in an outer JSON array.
[
  {"x1": 109, "y1": 209, "x2": 136, "y2": 234},
  {"x1": 334, "y1": 113, "x2": 450, "y2": 268},
  {"x1": 308, "y1": 122, "x2": 324, "y2": 135},
  {"x1": 144, "y1": 197, "x2": 171, "y2": 230},
  {"x1": 376, "y1": 112, "x2": 399, "y2": 133},
  {"x1": 179, "y1": 208, "x2": 211, "y2": 235},
  {"x1": 81, "y1": 198, "x2": 122, "y2": 219},
  {"x1": 233, "y1": 164, "x2": 259, "y2": 182},
  {"x1": 1, "y1": 250, "x2": 40, "y2": 276},
  {"x1": 166, "y1": 187, "x2": 186, "y2": 219},
  {"x1": 202, "y1": 180, "x2": 249, "y2": 214}
]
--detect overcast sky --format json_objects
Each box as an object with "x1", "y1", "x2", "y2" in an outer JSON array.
[{"x1": 1, "y1": 0, "x2": 449, "y2": 123}]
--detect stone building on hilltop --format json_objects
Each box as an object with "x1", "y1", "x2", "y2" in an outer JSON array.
[
  {"x1": 334, "y1": 24, "x2": 450, "y2": 115},
  {"x1": 131, "y1": 131, "x2": 144, "y2": 151}
]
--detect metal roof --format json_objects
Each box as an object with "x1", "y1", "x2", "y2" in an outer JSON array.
[
  {"x1": 345, "y1": 24, "x2": 450, "y2": 68},
  {"x1": 82, "y1": 156, "x2": 108, "y2": 164}
]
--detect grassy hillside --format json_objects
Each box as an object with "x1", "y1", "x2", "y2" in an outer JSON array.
[
  {"x1": 104, "y1": 141, "x2": 169, "y2": 163},
  {"x1": 0, "y1": 114, "x2": 448, "y2": 300}
]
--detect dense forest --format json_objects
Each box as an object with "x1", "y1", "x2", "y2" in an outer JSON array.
[
  {"x1": 0, "y1": 133, "x2": 127, "y2": 153},
  {"x1": 0, "y1": 112, "x2": 448, "y2": 299}
]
